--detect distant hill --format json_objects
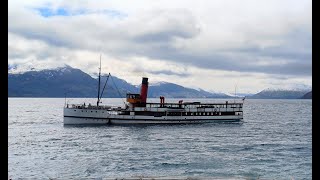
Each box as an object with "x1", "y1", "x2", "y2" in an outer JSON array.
[
  {"x1": 301, "y1": 91, "x2": 312, "y2": 99},
  {"x1": 248, "y1": 88, "x2": 311, "y2": 99},
  {"x1": 8, "y1": 65, "x2": 230, "y2": 98},
  {"x1": 148, "y1": 82, "x2": 230, "y2": 98}
]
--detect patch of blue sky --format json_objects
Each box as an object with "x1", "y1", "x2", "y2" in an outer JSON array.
[
  {"x1": 36, "y1": 7, "x2": 70, "y2": 17},
  {"x1": 36, "y1": 7, "x2": 127, "y2": 18}
]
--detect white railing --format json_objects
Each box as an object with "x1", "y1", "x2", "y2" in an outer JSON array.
[{"x1": 65, "y1": 103, "x2": 115, "y2": 110}]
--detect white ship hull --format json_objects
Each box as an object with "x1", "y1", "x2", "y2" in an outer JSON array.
[{"x1": 63, "y1": 108, "x2": 243, "y2": 125}]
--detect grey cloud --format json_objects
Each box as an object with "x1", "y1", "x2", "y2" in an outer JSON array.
[
  {"x1": 131, "y1": 9, "x2": 200, "y2": 43},
  {"x1": 133, "y1": 30, "x2": 194, "y2": 43},
  {"x1": 147, "y1": 70, "x2": 191, "y2": 77},
  {"x1": 124, "y1": 25, "x2": 311, "y2": 77},
  {"x1": 133, "y1": 44, "x2": 311, "y2": 77},
  {"x1": 231, "y1": 28, "x2": 312, "y2": 61}
]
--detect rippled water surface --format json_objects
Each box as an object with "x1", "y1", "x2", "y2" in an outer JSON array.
[{"x1": 8, "y1": 98, "x2": 312, "y2": 179}]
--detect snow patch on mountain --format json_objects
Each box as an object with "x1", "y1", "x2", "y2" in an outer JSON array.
[
  {"x1": 263, "y1": 84, "x2": 311, "y2": 92},
  {"x1": 149, "y1": 81, "x2": 169, "y2": 86},
  {"x1": 208, "y1": 90, "x2": 230, "y2": 96},
  {"x1": 8, "y1": 60, "x2": 69, "y2": 74}
]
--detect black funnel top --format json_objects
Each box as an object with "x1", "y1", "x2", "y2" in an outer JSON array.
[{"x1": 142, "y1": 77, "x2": 148, "y2": 85}]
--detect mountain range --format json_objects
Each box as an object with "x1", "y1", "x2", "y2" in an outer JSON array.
[
  {"x1": 8, "y1": 65, "x2": 231, "y2": 98},
  {"x1": 8, "y1": 65, "x2": 312, "y2": 99}
]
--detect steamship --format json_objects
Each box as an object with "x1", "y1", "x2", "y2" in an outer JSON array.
[{"x1": 63, "y1": 60, "x2": 244, "y2": 125}]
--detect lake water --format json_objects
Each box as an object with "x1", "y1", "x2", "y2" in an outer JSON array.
[{"x1": 8, "y1": 98, "x2": 312, "y2": 179}]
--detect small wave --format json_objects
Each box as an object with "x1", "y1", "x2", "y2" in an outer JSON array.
[
  {"x1": 85, "y1": 148, "x2": 94, "y2": 152},
  {"x1": 127, "y1": 147, "x2": 140, "y2": 151},
  {"x1": 99, "y1": 135, "x2": 114, "y2": 138},
  {"x1": 84, "y1": 168, "x2": 96, "y2": 176},
  {"x1": 161, "y1": 162, "x2": 189, "y2": 168},
  {"x1": 291, "y1": 147, "x2": 307, "y2": 150},
  {"x1": 49, "y1": 156, "x2": 57, "y2": 160},
  {"x1": 240, "y1": 146, "x2": 254, "y2": 151}
]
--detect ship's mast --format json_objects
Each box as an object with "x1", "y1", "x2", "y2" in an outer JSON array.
[{"x1": 97, "y1": 54, "x2": 101, "y2": 107}]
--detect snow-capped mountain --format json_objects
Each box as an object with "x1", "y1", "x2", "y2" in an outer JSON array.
[
  {"x1": 8, "y1": 64, "x2": 311, "y2": 99},
  {"x1": 8, "y1": 60, "x2": 70, "y2": 74},
  {"x1": 249, "y1": 86, "x2": 311, "y2": 99},
  {"x1": 262, "y1": 84, "x2": 311, "y2": 92}
]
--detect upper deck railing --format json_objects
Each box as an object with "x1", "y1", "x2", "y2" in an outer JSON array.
[
  {"x1": 65, "y1": 103, "x2": 119, "y2": 110},
  {"x1": 66, "y1": 101, "x2": 243, "y2": 110}
]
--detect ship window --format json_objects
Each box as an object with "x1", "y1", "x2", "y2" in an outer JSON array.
[
  {"x1": 74, "y1": 110, "x2": 76, "y2": 111},
  {"x1": 91, "y1": 111, "x2": 93, "y2": 112}
]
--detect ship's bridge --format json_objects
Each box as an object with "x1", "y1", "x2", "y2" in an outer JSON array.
[{"x1": 126, "y1": 93, "x2": 141, "y2": 104}]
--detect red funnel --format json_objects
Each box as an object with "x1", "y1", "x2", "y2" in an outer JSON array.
[{"x1": 140, "y1": 77, "x2": 148, "y2": 104}]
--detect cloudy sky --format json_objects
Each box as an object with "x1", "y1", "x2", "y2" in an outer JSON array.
[{"x1": 8, "y1": 0, "x2": 312, "y2": 94}]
